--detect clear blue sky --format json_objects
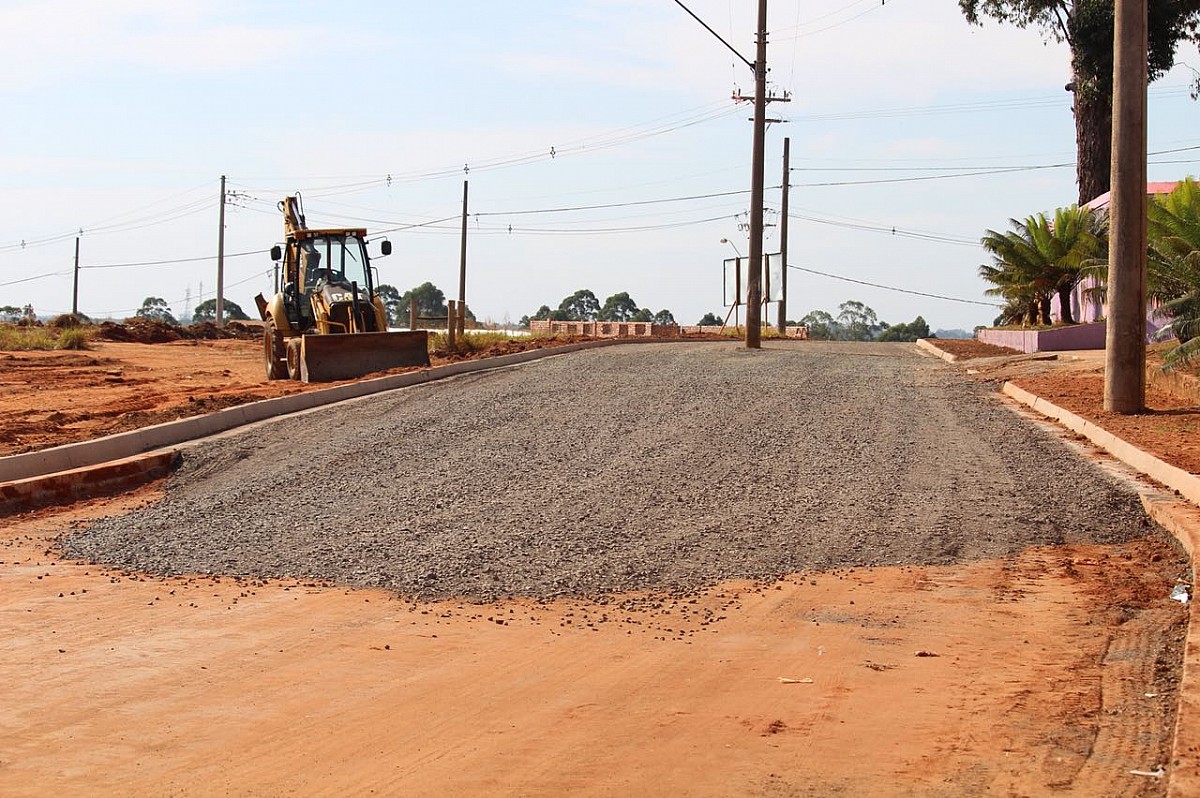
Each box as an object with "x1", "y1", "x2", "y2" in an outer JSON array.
[{"x1": 2, "y1": 0, "x2": 1198, "y2": 332}]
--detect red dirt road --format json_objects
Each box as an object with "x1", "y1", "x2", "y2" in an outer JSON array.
[
  {"x1": 2, "y1": 338, "x2": 1196, "y2": 795},
  {"x1": 0, "y1": 492, "x2": 1186, "y2": 797}
]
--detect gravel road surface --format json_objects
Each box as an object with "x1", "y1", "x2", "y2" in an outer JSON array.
[{"x1": 61, "y1": 341, "x2": 1159, "y2": 600}]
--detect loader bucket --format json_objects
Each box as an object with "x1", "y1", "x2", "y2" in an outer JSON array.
[{"x1": 299, "y1": 331, "x2": 430, "y2": 383}]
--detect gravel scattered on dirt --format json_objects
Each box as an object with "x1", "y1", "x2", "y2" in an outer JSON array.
[{"x1": 60, "y1": 341, "x2": 1162, "y2": 601}]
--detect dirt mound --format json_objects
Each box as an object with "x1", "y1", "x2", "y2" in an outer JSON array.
[
  {"x1": 187, "y1": 322, "x2": 235, "y2": 340},
  {"x1": 93, "y1": 319, "x2": 261, "y2": 344},
  {"x1": 931, "y1": 338, "x2": 1020, "y2": 359},
  {"x1": 48, "y1": 313, "x2": 87, "y2": 329},
  {"x1": 96, "y1": 318, "x2": 183, "y2": 344},
  {"x1": 223, "y1": 321, "x2": 262, "y2": 340}
]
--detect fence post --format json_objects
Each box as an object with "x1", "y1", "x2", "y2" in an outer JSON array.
[{"x1": 447, "y1": 300, "x2": 457, "y2": 351}]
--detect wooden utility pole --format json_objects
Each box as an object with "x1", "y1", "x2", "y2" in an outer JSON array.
[
  {"x1": 72, "y1": 236, "x2": 80, "y2": 316},
  {"x1": 458, "y1": 180, "x2": 468, "y2": 337},
  {"x1": 1104, "y1": 0, "x2": 1148, "y2": 413},
  {"x1": 777, "y1": 137, "x2": 790, "y2": 334},
  {"x1": 216, "y1": 175, "x2": 226, "y2": 327},
  {"x1": 745, "y1": 0, "x2": 768, "y2": 349}
]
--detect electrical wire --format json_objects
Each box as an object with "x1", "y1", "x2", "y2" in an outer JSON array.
[
  {"x1": 788, "y1": 211, "x2": 979, "y2": 246},
  {"x1": 775, "y1": 0, "x2": 890, "y2": 41},
  {"x1": 0, "y1": 271, "x2": 71, "y2": 288},
  {"x1": 788, "y1": 264, "x2": 999, "y2": 306},
  {"x1": 0, "y1": 195, "x2": 214, "y2": 254},
  {"x1": 79, "y1": 268, "x2": 275, "y2": 319},
  {"x1": 80, "y1": 249, "x2": 269, "y2": 270}
]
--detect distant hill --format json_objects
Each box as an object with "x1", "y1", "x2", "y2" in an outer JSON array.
[{"x1": 934, "y1": 328, "x2": 973, "y2": 339}]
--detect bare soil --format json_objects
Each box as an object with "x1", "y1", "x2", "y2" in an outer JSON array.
[
  {"x1": 0, "y1": 494, "x2": 1187, "y2": 797},
  {"x1": 942, "y1": 343, "x2": 1200, "y2": 475},
  {"x1": 0, "y1": 329, "x2": 601, "y2": 456},
  {"x1": 0, "y1": 337, "x2": 1195, "y2": 795},
  {"x1": 929, "y1": 337, "x2": 1021, "y2": 359}
]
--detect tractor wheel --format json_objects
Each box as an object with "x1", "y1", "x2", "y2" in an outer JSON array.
[
  {"x1": 286, "y1": 338, "x2": 304, "y2": 381},
  {"x1": 264, "y1": 318, "x2": 287, "y2": 380}
]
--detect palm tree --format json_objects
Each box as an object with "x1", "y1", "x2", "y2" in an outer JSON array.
[
  {"x1": 1147, "y1": 178, "x2": 1200, "y2": 366},
  {"x1": 980, "y1": 220, "x2": 1057, "y2": 326},
  {"x1": 979, "y1": 206, "x2": 1105, "y2": 326}
]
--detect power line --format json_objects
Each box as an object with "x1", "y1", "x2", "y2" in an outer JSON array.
[
  {"x1": 673, "y1": 0, "x2": 753, "y2": 69},
  {"x1": 789, "y1": 264, "x2": 999, "y2": 306},
  {"x1": 774, "y1": 0, "x2": 890, "y2": 41},
  {"x1": 0, "y1": 194, "x2": 214, "y2": 254},
  {"x1": 789, "y1": 84, "x2": 1191, "y2": 124},
  {"x1": 78, "y1": 268, "x2": 275, "y2": 319},
  {"x1": 790, "y1": 145, "x2": 1199, "y2": 187},
  {"x1": 0, "y1": 271, "x2": 71, "y2": 288},
  {"x1": 472, "y1": 188, "x2": 759, "y2": 217},
  {"x1": 788, "y1": 212, "x2": 978, "y2": 246},
  {"x1": 793, "y1": 163, "x2": 1073, "y2": 187},
  {"x1": 80, "y1": 249, "x2": 269, "y2": 270}
]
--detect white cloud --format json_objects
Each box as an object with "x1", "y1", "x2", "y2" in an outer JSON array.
[{"x1": 0, "y1": 1, "x2": 383, "y2": 89}]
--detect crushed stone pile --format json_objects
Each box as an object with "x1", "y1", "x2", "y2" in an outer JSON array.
[{"x1": 61, "y1": 342, "x2": 1165, "y2": 602}]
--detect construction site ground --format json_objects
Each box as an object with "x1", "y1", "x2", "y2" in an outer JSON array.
[{"x1": 2, "y1": 335, "x2": 1199, "y2": 796}]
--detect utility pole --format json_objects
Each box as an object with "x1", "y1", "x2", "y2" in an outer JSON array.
[
  {"x1": 744, "y1": 0, "x2": 768, "y2": 349},
  {"x1": 72, "y1": 236, "x2": 80, "y2": 316},
  {"x1": 459, "y1": 180, "x2": 468, "y2": 337},
  {"x1": 1104, "y1": 0, "x2": 1148, "y2": 413},
  {"x1": 778, "y1": 137, "x2": 790, "y2": 334},
  {"x1": 216, "y1": 175, "x2": 226, "y2": 327}
]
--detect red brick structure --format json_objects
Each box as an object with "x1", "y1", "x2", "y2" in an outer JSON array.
[
  {"x1": 529, "y1": 321, "x2": 809, "y2": 340},
  {"x1": 528, "y1": 320, "x2": 680, "y2": 338}
]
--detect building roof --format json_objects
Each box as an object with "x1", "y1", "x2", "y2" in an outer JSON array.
[{"x1": 1083, "y1": 181, "x2": 1181, "y2": 211}]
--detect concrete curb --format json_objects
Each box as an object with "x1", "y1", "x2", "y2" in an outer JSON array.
[
  {"x1": 1002, "y1": 381, "x2": 1200, "y2": 797},
  {"x1": 0, "y1": 338, "x2": 661, "y2": 488},
  {"x1": 0, "y1": 338, "x2": 707, "y2": 515},
  {"x1": 915, "y1": 338, "x2": 957, "y2": 362},
  {"x1": 1002, "y1": 382, "x2": 1200, "y2": 507},
  {"x1": 0, "y1": 450, "x2": 179, "y2": 516}
]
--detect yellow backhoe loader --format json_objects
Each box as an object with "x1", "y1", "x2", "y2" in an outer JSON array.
[{"x1": 255, "y1": 195, "x2": 429, "y2": 382}]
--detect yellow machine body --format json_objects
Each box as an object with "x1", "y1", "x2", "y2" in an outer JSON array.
[{"x1": 256, "y1": 196, "x2": 429, "y2": 382}]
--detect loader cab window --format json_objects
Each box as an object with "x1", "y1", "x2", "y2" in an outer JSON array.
[{"x1": 300, "y1": 235, "x2": 371, "y2": 294}]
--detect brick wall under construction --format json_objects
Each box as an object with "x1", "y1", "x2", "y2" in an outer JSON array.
[{"x1": 528, "y1": 320, "x2": 680, "y2": 338}]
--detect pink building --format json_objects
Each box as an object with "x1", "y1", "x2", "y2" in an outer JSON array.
[{"x1": 1052, "y1": 181, "x2": 1180, "y2": 331}]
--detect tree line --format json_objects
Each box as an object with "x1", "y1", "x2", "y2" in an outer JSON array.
[
  {"x1": 131, "y1": 282, "x2": 462, "y2": 329},
  {"x1": 692, "y1": 301, "x2": 931, "y2": 342},
  {"x1": 798, "y1": 301, "x2": 931, "y2": 342},
  {"x1": 519, "y1": 289, "x2": 675, "y2": 327}
]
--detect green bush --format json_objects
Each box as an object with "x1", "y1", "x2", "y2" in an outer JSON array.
[{"x1": 55, "y1": 327, "x2": 91, "y2": 350}]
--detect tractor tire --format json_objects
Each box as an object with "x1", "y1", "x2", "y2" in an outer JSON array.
[
  {"x1": 264, "y1": 318, "x2": 287, "y2": 380},
  {"x1": 286, "y1": 338, "x2": 304, "y2": 381}
]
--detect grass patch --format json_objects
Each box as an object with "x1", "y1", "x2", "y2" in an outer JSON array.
[
  {"x1": 429, "y1": 330, "x2": 519, "y2": 352},
  {"x1": 0, "y1": 325, "x2": 56, "y2": 351},
  {"x1": 55, "y1": 327, "x2": 92, "y2": 350},
  {"x1": 0, "y1": 323, "x2": 95, "y2": 351}
]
